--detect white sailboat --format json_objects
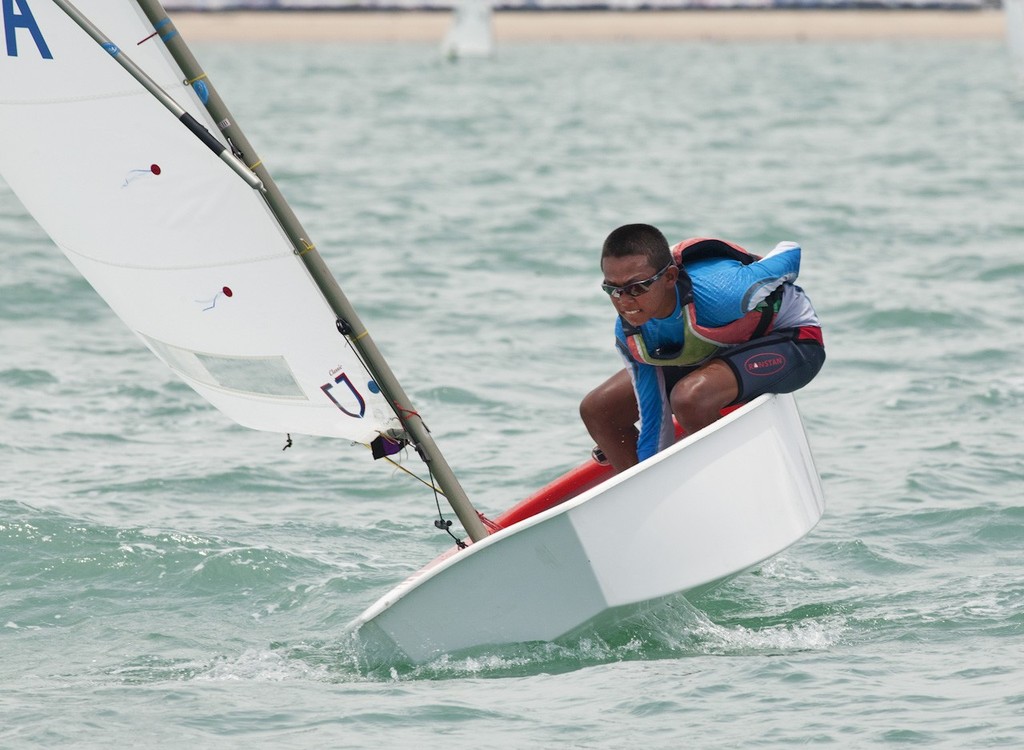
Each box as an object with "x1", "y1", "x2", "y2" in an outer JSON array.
[
  {"x1": 440, "y1": 0, "x2": 494, "y2": 60},
  {"x1": 0, "y1": 0, "x2": 824, "y2": 664},
  {"x1": 353, "y1": 392, "x2": 824, "y2": 663},
  {"x1": 1006, "y1": 0, "x2": 1024, "y2": 79}
]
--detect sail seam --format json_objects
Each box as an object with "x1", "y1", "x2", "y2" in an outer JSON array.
[
  {"x1": 58, "y1": 242, "x2": 294, "y2": 272},
  {"x1": 0, "y1": 82, "x2": 189, "y2": 107}
]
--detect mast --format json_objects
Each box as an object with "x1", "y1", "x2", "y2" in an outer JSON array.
[{"x1": 52, "y1": 0, "x2": 488, "y2": 543}]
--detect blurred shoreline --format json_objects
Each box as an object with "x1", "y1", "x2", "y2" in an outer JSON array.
[{"x1": 170, "y1": 9, "x2": 1007, "y2": 41}]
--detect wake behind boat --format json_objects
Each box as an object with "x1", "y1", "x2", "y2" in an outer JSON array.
[{"x1": 0, "y1": 0, "x2": 824, "y2": 665}]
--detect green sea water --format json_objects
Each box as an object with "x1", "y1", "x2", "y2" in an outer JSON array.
[{"x1": 2, "y1": 34, "x2": 1024, "y2": 747}]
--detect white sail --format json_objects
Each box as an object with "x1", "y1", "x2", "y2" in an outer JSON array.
[
  {"x1": 1007, "y1": 0, "x2": 1024, "y2": 79},
  {"x1": 440, "y1": 0, "x2": 493, "y2": 60},
  {"x1": 0, "y1": 0, "x2": 395, "y2": 443}
]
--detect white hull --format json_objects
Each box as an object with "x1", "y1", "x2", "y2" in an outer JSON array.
[{"x1": 351, "y1": 393, "x2": 825, "y2": 663}]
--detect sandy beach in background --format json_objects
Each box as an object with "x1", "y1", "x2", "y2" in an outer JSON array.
[{"x1": 171, "y1": 9, "x2": 1007, "y2": 43}]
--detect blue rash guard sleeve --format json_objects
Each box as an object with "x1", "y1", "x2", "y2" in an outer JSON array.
[
  {"x1": 615, "y1": 323, "x2": 675, "y2": 462},
  {"x1": 688, "y1": 242, "x2": 801, "y2": 326}
]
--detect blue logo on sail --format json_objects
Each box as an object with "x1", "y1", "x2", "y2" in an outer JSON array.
[{"x1": 3, "y1": 0, "x2": 53, "y2": 59}]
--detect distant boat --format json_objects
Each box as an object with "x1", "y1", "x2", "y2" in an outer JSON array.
[
  {"x1": 441, "y1": 0, "x2": 494, "y2": 60},
  {"x1": 1007, "y1": 0, "x2": 1024, "y2": 78}
]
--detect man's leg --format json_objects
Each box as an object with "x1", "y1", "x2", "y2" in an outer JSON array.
[
  {"x1": 671, "y1": 329, "x2": 826, "y2": 435},
  {"x1": 669, "y1": 360, "x2": 739, "y2": 435},
  {"x1": 580, "y1": 369, "x2": 640, "y2": 473}
]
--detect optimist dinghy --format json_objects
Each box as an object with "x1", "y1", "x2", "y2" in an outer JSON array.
[
  {"x1": 0, "y1": 0, "x2": 824, "y2": 665},
  {"x1": 352, "y1": 392, "x2": 823, "y2": 663}
]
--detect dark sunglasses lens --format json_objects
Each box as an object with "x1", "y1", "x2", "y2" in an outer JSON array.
[{"x1": 602, "y1": 265, "x2": 667, "y2": 298}]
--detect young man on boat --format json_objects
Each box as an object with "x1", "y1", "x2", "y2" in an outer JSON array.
[{"x1": 580, "y1": 223, "x2": 825, "y2": 473}]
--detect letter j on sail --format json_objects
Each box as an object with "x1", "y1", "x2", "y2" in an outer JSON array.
[
  {"x1": 4, "y1": 0, "x2": 53, "y2": 59},
  {"x1": 321, "y1": 372, "x2": 367, "y2": 419}
]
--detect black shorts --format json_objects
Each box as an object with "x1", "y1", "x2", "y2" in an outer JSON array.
[{"x1": 662, "y1": 327, "x2": 825, "y2": 406}]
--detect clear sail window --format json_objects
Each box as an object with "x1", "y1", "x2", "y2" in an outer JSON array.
[{"x1": 142, "y1": 335, "x2": 306, "y2": 400}]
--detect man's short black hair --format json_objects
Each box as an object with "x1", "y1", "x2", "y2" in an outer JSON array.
[{"x1": 601, "y1": 224, "x2": 673, "y2": 270}]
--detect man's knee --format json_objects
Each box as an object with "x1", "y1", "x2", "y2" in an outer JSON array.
[
  {"x1": 580, "y1": 370, "x2": 635, "y2": 429},
  {"x1": 579, "y1": 385, "x2": 604, "y2": 427},
  {"x1": 669, "y1": 362, "x2": 738, "y2": 428},
  {"x1": 669, "y1": 376, "x2": 706, "y2": 418}
]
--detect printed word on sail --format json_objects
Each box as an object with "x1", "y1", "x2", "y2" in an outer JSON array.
[{"x1": 3, "y1": 0, "x2": 53, "y2": 58}]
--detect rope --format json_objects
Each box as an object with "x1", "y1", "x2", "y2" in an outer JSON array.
[
  {"x1": 378, "y1": 451, "x2": 443, "y2": 493},
  {"x1": 428, "y1": 461, "x2": 466, "y2": 549},
  {"x1": 333, "y1": 317, "x2": 463, "y2": 548}
]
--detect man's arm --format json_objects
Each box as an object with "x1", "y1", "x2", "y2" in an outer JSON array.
[
  {"x1": 690, "y1": 242, "x2": 802, "y2": 325},
  {"x1": 616, "y1": 340, "x2": 674, "y2": 462},
  {"x1": 739, "y1": 241, "x2": 801, "y2": 313}
]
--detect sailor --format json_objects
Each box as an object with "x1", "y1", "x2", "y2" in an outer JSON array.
[{"x1": 580, "y1": 223, "x2": 825, "y2": 473}]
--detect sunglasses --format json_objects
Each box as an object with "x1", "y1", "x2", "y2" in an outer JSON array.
[{"x1": 601, "y1": 263, "x2": 673, "y2": 299}]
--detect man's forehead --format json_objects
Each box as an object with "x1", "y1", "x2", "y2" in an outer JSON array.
[{"x1": 601, "y1": 254, "x2": 658, "y2": 279}]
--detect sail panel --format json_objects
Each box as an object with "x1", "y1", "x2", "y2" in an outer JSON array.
[{"x1": 0, "y1": 0, "x2": 394, "y2": 442}]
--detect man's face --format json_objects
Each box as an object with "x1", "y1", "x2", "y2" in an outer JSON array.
[{"x1": 600, "y1": 254, "x2": 679, "y2": 327}]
